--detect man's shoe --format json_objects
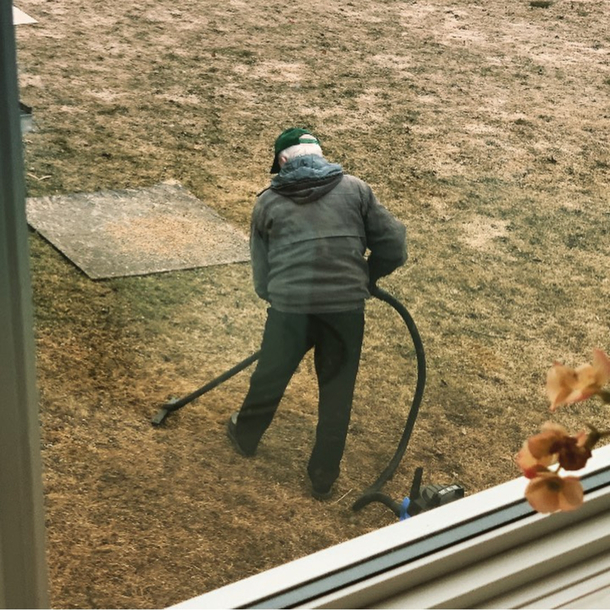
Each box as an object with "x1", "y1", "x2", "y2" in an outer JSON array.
[
  {"x1": 226, "y1": 412, "x2": 255, "y2": 457},
  {"x1": 311, "y1": 484, "x2": 333, "y2": 501}
]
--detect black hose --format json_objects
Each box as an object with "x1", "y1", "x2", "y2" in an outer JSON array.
[{"x1": 351, "y1": 286, "x2": 426, "y2": 512}]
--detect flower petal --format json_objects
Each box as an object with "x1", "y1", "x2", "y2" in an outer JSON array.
[
  {"x1": 525, "y1": 476, "x2": 560, "y2": 513},
  {"x1": 547, "y1": 363, "x2": 578, "y2": 411},
  {"x1": 515, "y1": 441, "x2": 537, "y2": 471},
  {"x1": 557, "y1": 438, "x2": 591, "y2": 471},
  {"x1": 528, "y1": 423, "x2": 567, "y2": 460},
  {"x1": 574, "y1": 363, "x2": 598, "y2": 391},
  {"x1": 592, "y1": 349, "x2": 610, "y2": 386},
  {"x1": 525, "y1": 473, "x2": 584, "y2": 513},
  {"x1": 557, "y1": 477, "x2": 584, "y2": 511},
  {"x1": 562, "y1": 387, "x2": 596, "y2": 406},
  {"x1": 516, "y1": 441, "x2": 554, "y2": 477}
]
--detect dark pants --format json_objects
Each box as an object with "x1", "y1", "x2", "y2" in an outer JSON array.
[{"x1": 235, "y1": 308, "x2": 365, "y2": 490}]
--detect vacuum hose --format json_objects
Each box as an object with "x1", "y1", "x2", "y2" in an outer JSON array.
[{"x1": 351, "y1": 286, "x2": 426, "y2": 512}]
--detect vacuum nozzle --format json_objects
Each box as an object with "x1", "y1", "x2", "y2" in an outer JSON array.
[
  {"x1": 151, "y1": 399, "x2": 181, "y2": 426},
  {"x1": 151, "y1": 408, "x2": 170, "y2": 426}
]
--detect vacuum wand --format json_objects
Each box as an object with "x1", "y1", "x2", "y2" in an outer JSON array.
[{"x1": 151, "y1": 350, "x2": 261, "y2": 426}]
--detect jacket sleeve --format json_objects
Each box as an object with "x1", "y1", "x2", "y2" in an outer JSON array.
[
  {"x1": 250, "y1": 200, "x2": 270, "y2": 301},
  {"x1": 361, "y1": 183, "x2": 407, "y2": 284}
]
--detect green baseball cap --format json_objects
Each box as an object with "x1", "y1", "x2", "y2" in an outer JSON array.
[{"x1": 270, "y1": 127, "x2": 320, "y2": 173}]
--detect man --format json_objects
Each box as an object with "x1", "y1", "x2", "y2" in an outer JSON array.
[{"x1": 227, "y1": 127, "x2": 407, "y2": 500}]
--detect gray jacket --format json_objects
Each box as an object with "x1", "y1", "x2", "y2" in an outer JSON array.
[{"x1": 250, "y1": 155, "x2": 407, "y2": 313}]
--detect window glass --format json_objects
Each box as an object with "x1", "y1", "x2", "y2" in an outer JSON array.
[{"x1": 14, "y1": 0, "x2": 610, "y2": 607}]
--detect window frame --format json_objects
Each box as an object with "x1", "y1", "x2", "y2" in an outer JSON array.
[{"x1": 0, "y1": 4, "x2": 49, "y2": 608}]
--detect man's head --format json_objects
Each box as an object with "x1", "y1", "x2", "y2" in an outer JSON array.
[{"x1": 270, "y1": 128, "x2": 323, "y2": 173}]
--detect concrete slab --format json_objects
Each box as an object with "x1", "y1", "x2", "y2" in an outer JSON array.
[{"x1": 26, "y1": 182, "x2": 251, "y2": 279}]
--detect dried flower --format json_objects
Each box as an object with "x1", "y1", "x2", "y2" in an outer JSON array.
[
  {"x1": 518, "y1": 349, "x2": 610, "y2": 514},
  {"x1": 525, "y1": 472, "x2": 584, "y2": 513},
  {"x1": 547, "y1": 349, "x2": 610, "y2": 411},
  {"x1": 519, "y1": 422, "x2": 594, "y2": 473}
]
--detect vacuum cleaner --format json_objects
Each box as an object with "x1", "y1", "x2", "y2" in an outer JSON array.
[{"x1": 151, "y1": 286, "x2": 464, "y2": 518}]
